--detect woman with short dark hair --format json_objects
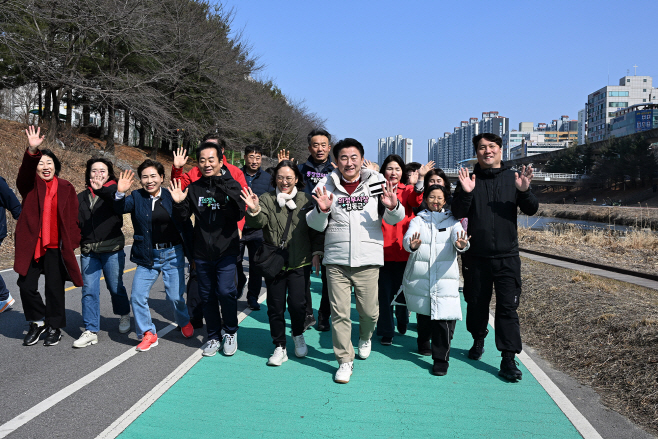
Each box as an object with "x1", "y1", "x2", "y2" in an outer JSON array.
[
  {"x1": 241, "y1": 160, "x2": 323, "y2": 366},
  {"x1": 17, "y1": 126, "x2": 83, "y2": 347},
  {"x1": 73, "y1": 158, "x2": 131, "y2": 348},
  {"x1": 114, "y1": 159, "x2": 194, "y2": 352},
  {"x1": 401, "y1": 184, "x2": 470, "y2": 376}
]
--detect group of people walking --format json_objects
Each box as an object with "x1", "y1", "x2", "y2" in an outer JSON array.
[{"x1": 1, "y1": 126, "x2": 537, "y2": 384}]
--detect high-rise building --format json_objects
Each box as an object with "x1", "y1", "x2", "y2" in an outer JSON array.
[
  {"x1": 428, "y1": 111, "x2": 509, "y2": 169},
  {"x1": 586, "y1": 75, "x2": 657, "y2": 142},
  {"x1": 577, "y1": 109, "x2": 587, "y2": 145},
  {"x1": 378, "y1": 135, "x2": 413, "y2": 164}
]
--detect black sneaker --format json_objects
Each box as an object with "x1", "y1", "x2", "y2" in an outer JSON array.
[
  {"x1": 316, "y1": 311, "x2": 330, "y2": 332},
  {"x1": 468, "y1": 338, "x2": 485, "y2": 360},
  {"x1": 417, "y1": 341, "x2": 431, "y2": 356},
  {"x1": 43, "y1": 327, "x2": 62, "y2": 346},
  {"x1": 24, "y1": 322, "x2": 47, "y2": 346},
  {"x1": 380, "y1": 336, "x2": 393, "y2": 346},
  {"x1": 247, "y1": 296, "x2": 261, "y2": 311},
  {"x1": 432, "y1": 361, "x2": 449, "y2": 376},
  {"x1": 499, "y1": 352, "x2": 523, "y2": 381},
  {"x1": 303, "y1": 314, "x2": 316, "y2": 331}
]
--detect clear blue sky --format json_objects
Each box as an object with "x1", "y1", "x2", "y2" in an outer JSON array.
[{"x1": 220, "y1": 0, "x2": 658, "y2": 162}]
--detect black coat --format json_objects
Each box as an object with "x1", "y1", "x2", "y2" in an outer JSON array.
[
  {"x1": 78, "y1": 183, "x2": 123, "y2": 248},
  {"x1": 172, "y1": 172, "x2": 245, "y2": 261},
  {"x1": 0, "y1": 176, "x2": 21, "y2": 242},
  {"x1": 451, "y1": 163, "x2": 538, "y2": 258}
]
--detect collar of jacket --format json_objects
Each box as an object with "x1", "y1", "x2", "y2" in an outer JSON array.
[
  {"x1": 304, "y1": 156, "x2": 333, "y2": 173},
  {"x1": 328, "y1": 167, "x2": 382, "y2": 193},
  {"x1": 418, "y1": 208, "x2": 452, "y2": 224},
  {"x1": 474, "y1": 162, "x2": 508, "y2": 178},
  {"x1": 241, "y1": 166, "x2": 261, "y2": 178}
]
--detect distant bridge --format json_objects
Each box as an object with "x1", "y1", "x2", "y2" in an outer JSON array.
[{"x1": 442, "y1": 169, "x2": 583, "y2": 186}]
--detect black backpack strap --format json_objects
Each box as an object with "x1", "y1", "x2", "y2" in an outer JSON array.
[{"x1": 279, "y1": 207, "x2": 294, "y2": 248}]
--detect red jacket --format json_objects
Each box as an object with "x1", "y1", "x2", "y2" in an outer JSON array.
[
  {"x1": 382, "y1": 183, "x2": 422, "y2": 262},
  {"x1": 14, "y1": 149, "x2": 83, "y2": 286},
  {"x1": 171, "y1": 156, "x2": 247, "y2": 231}
]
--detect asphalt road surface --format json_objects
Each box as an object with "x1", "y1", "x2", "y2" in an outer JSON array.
[
  {"x1": 0, "y1": 250, "x2": 261, "y2": 439},
  {"x1": 0, "y1": 251, "x2": 655, "y2": 438}
]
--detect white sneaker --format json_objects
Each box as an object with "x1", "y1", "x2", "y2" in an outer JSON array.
[
  {"x1": 73, "y1": 330, "x2": 98, "y2": 348},
  {"x1": 358, "y1": 338, "x2": 371, "y2": 359},
  {"x1": 118, "y1": 315, "x2": 131, "y2": 334},
  {"x1": 267, "y1": 346, "x2": 288, "y2": 366},
  {"x1": 334, "y1": 361, "x2": 353, "y2": 383},
  {"x1": 201, "y1": 339, "x2": 221, "y2": 357},
  {"x1": 292, "y1": 334, "x2": 308, "y2": 358},
  {"x1": 223, "y1": 333, "x2": 237, "y2": 356}
]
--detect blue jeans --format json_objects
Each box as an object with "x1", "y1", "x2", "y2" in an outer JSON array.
[
  {"x1": 195, "y1": 255, "x2": 238, "y2": 340},
  {"x1": 130, "y1": 245, "x2": 190, "y2": 337},
  {"x1": 81, "y1": 249, "x2": 131, "y2": 332}
]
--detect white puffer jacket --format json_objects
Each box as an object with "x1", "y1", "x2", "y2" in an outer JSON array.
[
  {"x1": 400, "y1": 209, "x2": 469, "y2": 320},
  {"x1": 306, "y1": 168, "x2": 405, "y2": 267}
]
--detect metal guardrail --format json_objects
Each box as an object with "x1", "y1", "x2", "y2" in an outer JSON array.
[{"x1": 442, "y1": 169, "x2": 582, "y2": 182}]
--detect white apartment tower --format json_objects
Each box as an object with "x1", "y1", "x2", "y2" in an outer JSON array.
[{"x1": 377, "y1": 135, "x2": 414, "y2": 164}]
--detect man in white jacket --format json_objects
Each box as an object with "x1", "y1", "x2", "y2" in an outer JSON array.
[{"x1": 306, "y1": 138, "x2": 404, "y2": 383}]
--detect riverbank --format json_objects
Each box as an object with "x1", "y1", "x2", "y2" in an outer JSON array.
[
  {"x1": 514, "y1": 257, "x2": 658, "y2": 437},
  {"x1": 519, "y1": 226, "x2": 658, "y2": 276},
  {"x1": 535, "y1": 204, "x2": 658, "y2": 230}
]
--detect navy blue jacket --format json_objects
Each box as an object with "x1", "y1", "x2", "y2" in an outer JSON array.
[
  {"x1": 298, "y1": 157, "x2": 335, "y2": 195},
  {"x1": 0, "y1": 176, "x2": 21, "y2": 242},
  {"x1": 241, "y1": 167, "x2": 273, "y2": 197},
  {"x1": 114, "y1": 187, "x2": 194, "y2": 267}
]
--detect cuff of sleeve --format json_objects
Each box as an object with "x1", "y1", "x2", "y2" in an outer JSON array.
[
  {"x1": 312, "y1": 251, "x2": 324, "y2": 257},
  {"x1": 386, "y1": 200, "x2": 401, "y2": 212},
  {"x1": 247, "y1": 206, "x2": 261, "y2": 216},
  {"x1": 115, "y1": 192, "x2": 126, "y2": 200},
  {"x1": 415, "y1": 180, "x2": 424, "y2": 193}
]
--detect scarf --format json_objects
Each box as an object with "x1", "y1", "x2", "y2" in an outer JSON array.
[
  {"x1": 34, "y1": 176, "x2": 59, "y2": 262},
  {"x1": 276, "y1": 186, "x2": 297, "y2": 210},
  {"x1": 88, "y1": 179, "x2": 117, "y2": 198}
]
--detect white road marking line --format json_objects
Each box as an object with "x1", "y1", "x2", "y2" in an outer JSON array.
[
  {"x1": 0, "y1": 322, "x2": 177, "y2": 439},
  {"x1": 96, "y1": 297, "x2": 262, "y2": 439},
  {"x1": 487, "y1": 313, "x2": 602, "y2": 439}
]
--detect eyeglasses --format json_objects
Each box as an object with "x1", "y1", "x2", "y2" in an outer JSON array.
[{"x1": 276, "y1": 176, "x2": 295, "y2": 182}]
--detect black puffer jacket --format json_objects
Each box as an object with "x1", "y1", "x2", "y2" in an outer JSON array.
[
  {"x1": 451, "y1": 162, "x2": 538, "y2": 258},
  {"x1": 78, "y1": 183, "x2": 124, "y2": 250},
  {"x1": 172, "y1": 170, "x2": 245, "y2": 261}
]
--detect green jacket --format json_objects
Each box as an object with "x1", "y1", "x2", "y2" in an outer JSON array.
[{"x1": 245, "y1": 190, "x2": 324, "y2": 269}]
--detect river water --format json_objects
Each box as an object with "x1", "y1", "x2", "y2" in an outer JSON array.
[{"x1": 518, "y1": 215, "x2": 635, "y2": 232}]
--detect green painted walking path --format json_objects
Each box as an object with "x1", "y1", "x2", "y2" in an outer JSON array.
[{"x1": 118, "y1": 275, "x2": 582, "y2": 439}]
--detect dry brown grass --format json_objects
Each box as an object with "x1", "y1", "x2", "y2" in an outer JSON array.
[
  {"x1": 518, "y1": 258, "x2": 658, "y2": 436},
  {"x1": 518, "y1": 225, "x2": 658, "y2": 276}
]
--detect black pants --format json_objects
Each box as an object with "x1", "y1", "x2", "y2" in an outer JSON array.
[
  {"x1": 186, "y1": 268, "x2": 204, "y2": 326},
  {"x1": 267, "y1": 265, "x2": 310, "y2": 346},
  {"x1": 304, "y1": 261, "x2": 330, "y2": 318},
  {"x1": 462, "y1": 254, "x2": 522, "y2": 354},
  {"x1": 416, "y1": 314, "x2": 456, "y2": 362},
  {"x1": 18, "y1": 248, "x2": 68, "y2": 329},
  {"x1": 237, "y1": 228, "x2": 263, "y2": 301},
  {"x1": 376, "y1": 261, "x2": 408, "y2": 338}
]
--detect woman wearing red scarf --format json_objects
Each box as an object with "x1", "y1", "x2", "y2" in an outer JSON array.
[{"x1": 16, "y1": 126, "x2": 82, "y2": 347}]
